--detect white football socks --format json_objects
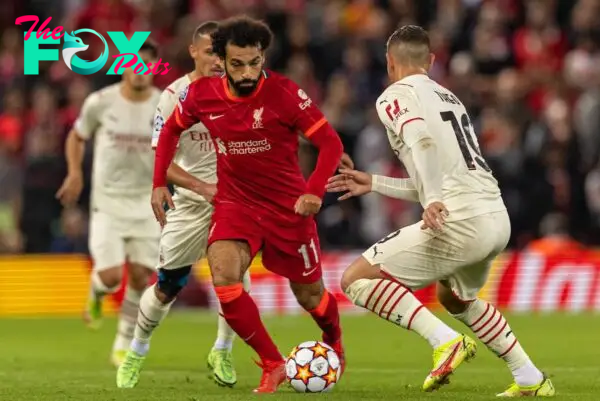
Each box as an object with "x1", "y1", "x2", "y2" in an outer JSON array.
[
  {"x1": 112, "y1": 285, "x2": 142, "y2": 352},
  {"x1": 345, "y1": 278, "x2": 458, "y2": 348},
  {"x1": 131, "y1": 284, "x2": 174, "y2": 356},
  {"x1": 452, "y1": 299, "x2": 543, "y2": 386}
]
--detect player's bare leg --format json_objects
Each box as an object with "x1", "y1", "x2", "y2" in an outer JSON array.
[
  {"x1": 289, "y1": 280, "x2": 345, "y2": 373},
  {"x1": 84, "y1": 266, "x2": 123, "y2": 330},
  {"x1": 209, "y1": 240, "x2": 285, "y2": 394},
  {"x1": 341, "y1": 256, "x2": 476, "y2": 391},
  {"x1": 110, "y1": 263, "x2": 153, "y2": 367},
  {"x1": 437, "y1": 283, "x2": 555, "y2": 397}
]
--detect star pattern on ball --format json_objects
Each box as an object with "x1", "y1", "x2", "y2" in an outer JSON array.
[
  {"x1": 288, "y1": 346, "x2": 299, "y2": 359},
  {"x1": 310, "y1": 343, "x2": 329, "y2": 358},
  {"x1": 323, "y1": 366, "x2": 337, "y2": 387},
  {"x1": 293, "y1": 363, "x2": 314, "y2": 384}
]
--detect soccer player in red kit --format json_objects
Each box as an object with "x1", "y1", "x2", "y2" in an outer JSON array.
[{"x1": 152, "y1": 17, "x2": 345, "y2": 393}]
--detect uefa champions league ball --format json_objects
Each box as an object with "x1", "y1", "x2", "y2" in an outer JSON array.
[{"x1": 285, "y1": 341, "x2": 341, "y2": 393}]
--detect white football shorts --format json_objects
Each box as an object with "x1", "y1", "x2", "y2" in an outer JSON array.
[
  {"x1": 89, "y1": 209, "x2": 161, "y2": 271},
  {"x1": 158, "y1": 194, "x2": 213, "y2": 270},
  {"x1": 362, "y1": 210, "x2": 511, "y2": 301}
]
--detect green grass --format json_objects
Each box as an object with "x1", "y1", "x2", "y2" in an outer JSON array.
[{"x1": 0, "y1": 311, "x2": 597, "y2": 400}]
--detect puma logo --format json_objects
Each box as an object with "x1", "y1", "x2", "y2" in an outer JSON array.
[{"x1": 372, "y1": 246, "x2": 383, "y2": 258}]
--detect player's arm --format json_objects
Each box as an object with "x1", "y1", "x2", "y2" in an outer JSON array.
[
  {"x1": 152, "y1": 83, "x2": 200, "y2": 225},
  {"x1": 326, "y1": 169, "x2": 419, "y2": 202},
  {"x1": 153, "y1": 91, "x2": 215, "y2": 200},
  {"x1": 372, "y1": 175, "x2": 419, "y2": 202},
  {"x1": 376, "y1": 91, "x2": 443, "y2": 207},
  {"x1": 303, "y1": 120, "x2": 344, "y2": 197},
  {"x1": 56, "y1": 92, "x2": 99, "y2": 206},
  {"x1": 282, "y1": 80, "x2": 343, "y2": 216}
]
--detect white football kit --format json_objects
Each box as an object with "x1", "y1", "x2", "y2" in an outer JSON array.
[
  {"x1": 364, "y1": 74, "x2": 510, "y2": 301},
  {"x1": 152, "y1": 75, "x2": 216, "y2": 269},
  {"x1": 75, "y1": 84, "x2": 161, "y2": 270}
]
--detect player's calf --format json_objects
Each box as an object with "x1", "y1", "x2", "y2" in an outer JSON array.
[
  {"x1": 342, "y1": 257, "x2": 459, "y2": 348},
  {"x1": 112, "y1": 263, "x2": 156, "y2": 366},
  {"x1": 129, "y1": 265, "x2": 192, "y2": 358},
  {"x1": 437, "y1": 283, "x2": 545, "y2": 389},
  {"x1": 208, "y1": 241, "x2": 282, "y2": 366},
  {"x1": 342, "y1": 256, "x2": 478, "y2": 391},
  {"x1": 290, "y1": 280, "x2": 344, "y2": 372},
  {"x1": 85, "y1": 267, "x2": 123, "y2": 329}
]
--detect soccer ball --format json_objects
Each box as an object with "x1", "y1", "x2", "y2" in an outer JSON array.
[{"x1": 285, "y1": 341, "x2": 341, "y2": 393}]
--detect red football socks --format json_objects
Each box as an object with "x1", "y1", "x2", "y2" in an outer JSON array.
[
  {"x1": 215, "y1": 284, "x2": 282, "y2": 363},
  {"x1": 308, "y1": 291, "x2": 342, "y2": 345}
]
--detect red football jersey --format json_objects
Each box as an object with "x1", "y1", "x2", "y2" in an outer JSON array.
[{"x1": 174, "y1": 70, "x2": 327, "y2": 224}]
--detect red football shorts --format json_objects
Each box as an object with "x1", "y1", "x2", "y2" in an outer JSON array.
[{"x1": 208, "y1": 203, "x2": 322, "y2": 284}]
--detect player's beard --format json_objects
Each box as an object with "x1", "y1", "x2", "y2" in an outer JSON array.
[{"x1": 227, "y1": 73, "x2": 259, "y2": 97}]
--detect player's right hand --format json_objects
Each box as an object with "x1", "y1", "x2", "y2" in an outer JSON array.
[
  {"x1": 325, "y1": 168, "x2": 372, "y2": 201},
  {"x1": 151, "y1": 186, "x2": 175, "y2": 227},
  {"x1": 421, "y1": 201, "x2": 449, "y2": 231},
  {"x1": 191, "y1": 182, "x2": 217, "y2": 203},
  {"x1": 56, "y1": 172, "x2": 84, "y2": 207}
]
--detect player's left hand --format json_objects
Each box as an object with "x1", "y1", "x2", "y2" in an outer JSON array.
[
  {"x1": 421, "y1": 201, "x2": 449, "y2": 231},
  {"x1": 294, "y1": 194, "x2": 322, "y2": 216},
  {"x1": 339, "y1": 153, "x2": 354, "y2": 170}
]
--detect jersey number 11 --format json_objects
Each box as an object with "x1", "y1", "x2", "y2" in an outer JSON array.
[{"x1": 440, "y1": 111, "x2": 491, "y2": 172}]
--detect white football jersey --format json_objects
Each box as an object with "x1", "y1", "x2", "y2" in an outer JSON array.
[
  {"x1": 152, "y1": 74, "x2": 216, "y2": 203},
  {"x1": 75, "y1": 84, "x2": 160, "y2": 219},
  {"x1": 375, "y1": 74, "x2": 506, "y2": 220}
]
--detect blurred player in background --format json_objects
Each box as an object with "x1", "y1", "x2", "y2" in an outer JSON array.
[
  {"x1": 56, "y1": 42, "x2": 161, "y2": 367},
  {"x1": 150, "y1": 17, "x2": 346, "y2": 394},
  {"x1": 327, "y1": 26, "x2": 554, "y2": 397},
  {"x1": 117, "y1": 22, "x2": 251, "y2": 389}
]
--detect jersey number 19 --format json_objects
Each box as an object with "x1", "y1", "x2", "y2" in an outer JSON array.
[{"x1": 440, "y1": 111, "x2": 491, "y2": 172}]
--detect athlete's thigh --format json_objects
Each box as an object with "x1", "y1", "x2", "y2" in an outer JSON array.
[
  {"x1": 89, "y1": 210, "x2": 126, "y2": 270},
  {"x1": 363, "y1": 221, "x2": 475, "y2": 291},
  {"x1": 447, "y1": 212, "x2": 511, "y2": 301},
  {"x1": 124, "y1": 216, "x2": 161, "y2": 270},
  {"x1": 158, "y1": 198, "x2": 213, "y2": 270},
  {"x1": 262, "y1": 218, "x2": 322, "y2": 284},
  {"x1": 207, "y1": 203, "x2": 263, "y2": 258}
]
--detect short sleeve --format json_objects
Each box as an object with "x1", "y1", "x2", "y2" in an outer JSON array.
[
  {"x1": 280, "y1": 78, "x2": 326, "y2": 139},
  {"x1": 152, "y1": 88, "x2": 177, "y2": 148},
  {"x1": 375, "y1": 88, "x2": 424, "y2": 141},
  {"x1": 74, "y1": 92, "x2": 102, "y2": 140},
  {"x1": 171, "y1": 83, "x2": 200, "y2": 130}
]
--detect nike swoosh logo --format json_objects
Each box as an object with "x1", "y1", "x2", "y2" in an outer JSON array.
[
  {"x1": 302, "y1": 267, "x2": 318, "y2": 276},
  {"x1": 209, "y1": 114, "x2": 224, "y2": 120}
]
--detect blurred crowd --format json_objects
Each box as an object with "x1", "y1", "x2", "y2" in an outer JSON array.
[{"x1": 1, "y1": 0, "x2": 600, "y2": 254}]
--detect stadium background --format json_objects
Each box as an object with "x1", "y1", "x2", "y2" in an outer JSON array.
[{"x1": 1, "y1": 0, "x2": 600, "y2": 316}]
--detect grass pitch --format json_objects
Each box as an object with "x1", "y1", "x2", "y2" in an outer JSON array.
[{"x1": 1, "y1": 311, "x2": 598, "y2": 400}]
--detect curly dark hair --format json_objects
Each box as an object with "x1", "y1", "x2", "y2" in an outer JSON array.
[{"x1": 211, "y1": 16, "x2": 273, "y2": 59}]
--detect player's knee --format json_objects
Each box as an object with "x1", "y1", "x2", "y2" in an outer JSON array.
[
  {"x1": 207, "y1": 241, "x2": 249, "y2": 286},
  {"x1": 290, "y1": 281, "x2": 323, "y2": 311},
  {"x1": 340, "y1": 256, "x2": 379, "y2": 293},
  {"x1": 156, "y1": 266, "x2": 192, "y2": 302},
  {"x1": 96, "y1": 267, "x2": 123, "y2": 290},
  {"x1": 436, "y1": 282, "x2": 469, "y2": 314},
  {"x1": 127, "y1": 263, "x2": 154, "y2": 290}
]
